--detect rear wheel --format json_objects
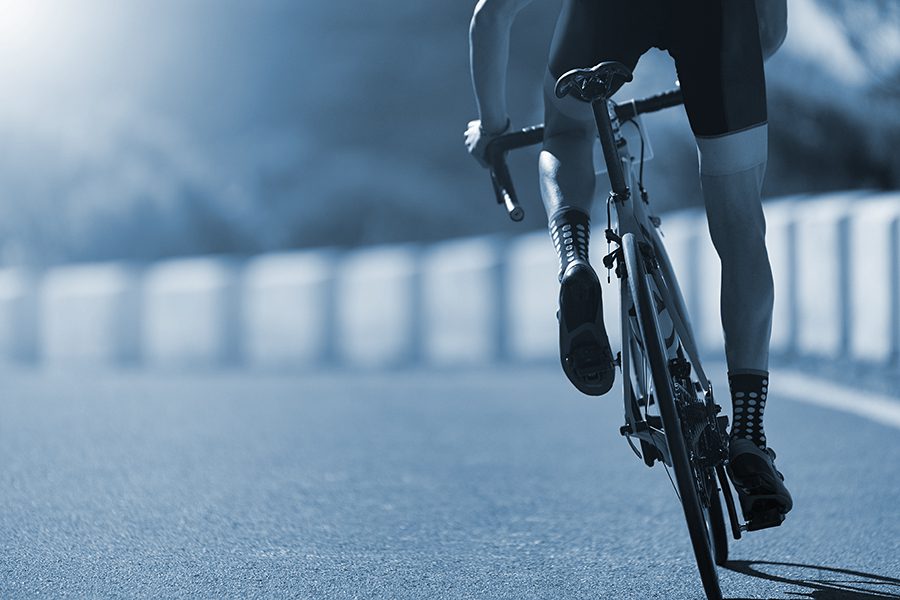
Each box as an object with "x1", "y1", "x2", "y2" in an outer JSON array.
[{"x1": 622, "y1": 233, "x2": 723, "y2": 600}]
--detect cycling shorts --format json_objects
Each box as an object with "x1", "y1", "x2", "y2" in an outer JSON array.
[{"x1": 548, "y1": 0, "x2": 767, "y2": 137}]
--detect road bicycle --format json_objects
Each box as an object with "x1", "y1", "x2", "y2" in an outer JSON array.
[{"x1": 484, "y1": 62, "x2": 783, "y2": 600}]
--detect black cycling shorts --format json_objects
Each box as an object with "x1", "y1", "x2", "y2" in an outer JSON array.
[{"x1": 548, "y1": 0, "x2": 767, "y2": 137}]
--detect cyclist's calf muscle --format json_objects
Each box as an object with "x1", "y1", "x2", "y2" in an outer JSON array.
[
  {"x1": 539, "y1": 71, "x2": 597, "y2": 221},
  {"x1": 697, "y1": 126, "x2": 774, "y2": 372}
]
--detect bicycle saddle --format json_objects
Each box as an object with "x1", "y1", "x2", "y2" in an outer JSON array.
[{"x1": 554, "y1": 61, "x2": 634, "y2": 103}]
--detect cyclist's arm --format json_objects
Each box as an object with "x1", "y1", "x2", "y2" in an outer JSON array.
[
  {"x1": 757, "y1": 0, "x2": 787, "y2": 60},
  {"x1": 469, "y1": 0, "x2": 535, "y2": 133}
]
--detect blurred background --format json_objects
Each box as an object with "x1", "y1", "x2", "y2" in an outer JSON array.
[
  {"x1": 4, "y1": 0, "x2": 900, "y2": 373},
  {"x1": 1, "y1": 0, "x2": 899, "y2": 267}
]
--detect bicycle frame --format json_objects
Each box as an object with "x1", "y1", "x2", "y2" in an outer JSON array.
[
  {"x1": 601, "y1": 92, "x2": 755, "y2": 597},
  {"x1": 590, "y1": 97, "x2": 712, "y2": 411}
]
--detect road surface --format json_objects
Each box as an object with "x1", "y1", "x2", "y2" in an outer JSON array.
[{"x1": 1, "y1": 365, "x2": 898, "y2": 599}]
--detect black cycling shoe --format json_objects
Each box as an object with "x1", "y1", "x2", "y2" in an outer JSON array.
[
  {"x1": 727, "y1": 438, "x2": 793, "y2": 531},
  {"x1": 558, "y1": 262, "x2": 615, "y2": 396}
]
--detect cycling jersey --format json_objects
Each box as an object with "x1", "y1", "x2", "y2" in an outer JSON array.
[{"x1": 548, "y1": 0, "x2": 767, "y2": 137}]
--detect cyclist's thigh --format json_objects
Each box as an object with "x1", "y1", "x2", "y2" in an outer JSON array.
[
  {"x1": 757, "y1": 0, "x2": 788, "y2": 58},
  {"x1": 548, "y1": 0, "x2": 655, "y2": 80},
  {"x1": 668, "y1": 0, "x2": 767, "y2": 138},
  {"x1": 546, "y1": 0, "x2": 657, "y2": 139},
  {"x1": 542, "y1": 70, "x2": 594, "y2": 140}
]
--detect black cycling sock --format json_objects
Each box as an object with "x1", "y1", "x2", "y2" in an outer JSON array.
[
  {"x1": 549, "y1": 208, "x2": 591, "y2": 282},
  {"x1": 729, "y1": 371, "x2": 769, "y2": 449}
]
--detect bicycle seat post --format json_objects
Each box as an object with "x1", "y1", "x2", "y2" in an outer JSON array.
[
  {"x1": 590, "y1": 100, "x2": 628, "y2": 198},
  {"x1": 554, "y1": 61, "x2": 634, "y2": 199}
]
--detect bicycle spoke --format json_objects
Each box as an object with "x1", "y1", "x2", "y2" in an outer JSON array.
[{"x1": 664, "y1": 459, "x2": 682, "y2": 502}]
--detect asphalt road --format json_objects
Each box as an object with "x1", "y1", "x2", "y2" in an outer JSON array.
[{"x1": 1, "y1": 366, "x2": 898, "y2": 599}]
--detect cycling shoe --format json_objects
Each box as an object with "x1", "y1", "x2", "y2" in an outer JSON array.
[
  {"x1": 727, "y1": 438, "x2": 793, "y2": 529},
  {"x1": 558, "y1": 262, "x2": 615, "y2": 396}
]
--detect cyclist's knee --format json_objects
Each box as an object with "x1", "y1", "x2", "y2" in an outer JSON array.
[
  {"x1": 698, "y1": 126, "x2": 770, "y2": 252},
  {"x1": 696, "y1": 124, "x2": 767, "y2": 177}
]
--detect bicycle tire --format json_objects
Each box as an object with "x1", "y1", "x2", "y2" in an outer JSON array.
[
  {"x1": 650, "y1": 234, "x2": 730, "y2": 565},
  {"x1": 622, "y1": 233, "x2": 723, "y2": 600}
]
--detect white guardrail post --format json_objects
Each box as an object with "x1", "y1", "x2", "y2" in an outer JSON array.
[
  {"x1": 0, "y1": 269, "x2": 39, "y2": 364},
  {"x1": 421, "y1": 236, "x2": 506, "y2": 366},
  {"x1": 334, "y1": 244, "x2": 422, "y2": 368},
  {"x1": 141, "y1": 257, "x2": 242, "y2": 368},
  {"x1": 794, "y1": 192, "x2": 864, "y2": 360},
  {"x1": 848, "y1": 192, "x2": 900, "y2": 365},
  {"x1": 241, "y1": 250, "x2": 335, "y2": 369},
  {"x1": 39, "y1": 263, "x2": 142, "y2": 366}
]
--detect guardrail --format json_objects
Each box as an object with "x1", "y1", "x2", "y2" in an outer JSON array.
[{"x1": 0, "y1": 191, "x2": 897, "y2": 370}]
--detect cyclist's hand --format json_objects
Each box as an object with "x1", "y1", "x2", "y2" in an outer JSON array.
[{"x1": 465, "y1": 118, "x2": 510, "y2": 169}]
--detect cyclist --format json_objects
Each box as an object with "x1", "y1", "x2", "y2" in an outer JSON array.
[{"x1": 465, "y1": 0, "x2": 793, "y2": 522}]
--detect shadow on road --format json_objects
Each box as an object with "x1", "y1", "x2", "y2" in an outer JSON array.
[{"x1": 725, "y1": 560, "x2": 900, "y2": 600}]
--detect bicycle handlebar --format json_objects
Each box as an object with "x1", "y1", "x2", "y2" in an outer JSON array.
[
  {"x1": 485, "y1": 125, "x2": 544, "y2": 222},
  {"x1": 614, "y1": 88, "x2": 684, "y2": 122},
  {"x1": 484, "y1": 88, "x2": 683, "y2": 221}
]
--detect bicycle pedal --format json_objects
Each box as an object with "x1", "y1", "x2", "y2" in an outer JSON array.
[{"x1": 741, "y1": 508, "x2": 785, "y2": 532}]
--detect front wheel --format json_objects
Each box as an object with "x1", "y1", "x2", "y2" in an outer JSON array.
[{"x1": 622, "y1": 233, "x2": 723, "y2": 600}]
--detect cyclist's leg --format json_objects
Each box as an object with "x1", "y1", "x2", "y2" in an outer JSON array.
[
  {"x1": 541, "y1": 0, "x2": 652, "y2": 396},
  {"x1": 699, "y1": 139, "x2": 792, "y2": 517},
  {"x1": 542, "y1": 0, "x2": 649, "y2": 270},
  {"x1": 543, "y1": 0, "x2": 654, "y2": 244},
  {"x1": 697, "y1": 129, "x2": 773, "y2": 376},
  {"x1": 539, "y1": 70, "x2": 596, "y2": 268},
  {"x1": 540, "y1": 74, "x2": 616, "y2": 396},
  {"x1": 670, "y1": 0, "x2": 791, "y2": 518},
  {"x1": 669, "y1": 0, "x2": 773, "y2": 378}
]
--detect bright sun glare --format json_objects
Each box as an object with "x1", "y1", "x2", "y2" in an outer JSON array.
[
  {"x1": 0, "y1": 1, "x2": 52, "y2": 52},
  {"x1": 0, "y1": 0, "x2": 82, "y2": 87}
]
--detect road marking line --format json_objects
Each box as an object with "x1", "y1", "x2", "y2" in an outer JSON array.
[{"x1": 773, "y1": 368, "x2": 900, "y2": 431}]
